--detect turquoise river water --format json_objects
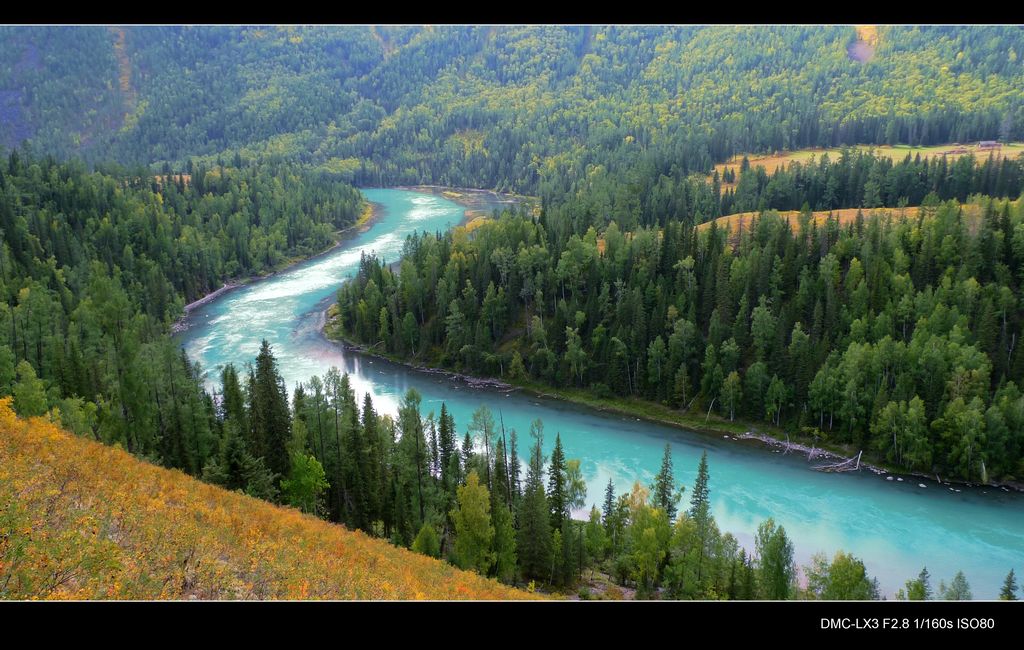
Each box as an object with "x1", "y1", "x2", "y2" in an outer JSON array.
[{"x1": 178, "y1": 188, "x2": 1024, "y2": 598}]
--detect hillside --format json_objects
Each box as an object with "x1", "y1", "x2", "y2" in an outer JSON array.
[
  {"x1": 0, "y1": 398, "x2": 536, "y2": 600},
  {"x1": 3, "y1": 25, "x2": 1024, "y2": 192}
]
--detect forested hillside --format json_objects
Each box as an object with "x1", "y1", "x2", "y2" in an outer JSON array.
[
  {"x1": 0, "y1": 152, "x2": 362, "y2": 466},
  {"x1": 333, "y1": 151, "x2": 1024, "y2": 484},
  {"x1": 3, "y1": 25, "x2": 1024, "y2": 195}
]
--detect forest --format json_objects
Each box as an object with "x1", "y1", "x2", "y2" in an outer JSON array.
[
  {"x1": 334, "y1": 151, "x2": 1024, "y2": 484},
  {"x1": 3, "y1": 26, "x2": 1024, "y2": 195},
  {"x1": 0, "y1": 152, "x2": 362, "y2": 461}
]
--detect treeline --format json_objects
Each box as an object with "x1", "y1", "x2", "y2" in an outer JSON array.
[
  {"x1": 5, "y1": 26, "x2": 1024, "y2": 195},
  {"x1": 335, "y1": 188, "x2": 1024, "y2": 483},
  {"x1": 0, "y1": 151, "x2": 362, "y2": 458}
]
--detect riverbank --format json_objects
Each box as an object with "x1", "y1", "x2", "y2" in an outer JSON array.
[
  {"x1": 171, "y1": 200, "x2": 380, "y2": 334},
  {"x1": 323, "y1": 316, "x2": 1024, "y2": 494}
]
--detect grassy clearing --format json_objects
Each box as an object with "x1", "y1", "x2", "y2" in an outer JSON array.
[
  {"x1": 695, "y1": 201, "x2": 1000, "y2": 247},
  {"x1": 712, "y1": 143, "x2": 1024, "y2": 190}
]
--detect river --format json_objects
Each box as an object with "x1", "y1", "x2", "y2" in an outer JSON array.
[{"x1": 177, "y1": 188, "x2": 1024, "y2": 599}]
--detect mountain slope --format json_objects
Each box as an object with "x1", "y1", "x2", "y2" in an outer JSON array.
[
  {"x1": 3, "y1": 25, "x2": 1024, "y2": 192},
  {"x1": 0, "y1": 398, "x2": 536, "y2": 600}
]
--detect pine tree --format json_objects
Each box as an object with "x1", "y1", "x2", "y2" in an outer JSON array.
[
  {"x1": 220, "y1": 363, "x2": 248, "y2": 434},
  {"x1": 361, "y1": 391, "x2": 382, "y2": 527},
  {"x1": 690, "y1": 450, "x2": 710, "y2": 519},
  {"x1": 397, "y1": 389, "x2": 429, "y2": 529},
  {"x1": 342, "y1": 401, "x2": 369, "y2": 530},
  {"x1": 493, "y1": 437, "x2": 510, "y2": 508},
  {"x1": 1000, "y1": 568, "x2": 1018, "y2": 600},
  {"x1": 250, "y1": 340, "x2": 291, "y2": 486},
  {"x1": 516, "y1": 425, "x2": 552, "y2": 581},
  {"x1": 491, "y1": 497, "x2": 518, "y2": 584},
  {"x1": 508, "y1": 427, "x2": 521, "y2": 508},
  {"x1": 461, "y1": 431, "x2": 474, "y2": 471},
  {"x1": 547, "y1": 433, "x2": 568, "y2": 531},
  {"x1": 904, "y1": 566, "x2": 933, "y2": 600},
  {"x1": 603, "y1": 478, "x2": 615, "y2": 527},
  {"x1": 202, "y1": 420, "x2": 278, "y2": 501},
  {"x1": 438, "y1": 403, "x2": 454, "y2": 475},
  {"x1": 689, "y1": 450, "x2": 713, "y2": 583},
  {"x1": 650, "y1": 443, "x2": 681, "y2": 521}
]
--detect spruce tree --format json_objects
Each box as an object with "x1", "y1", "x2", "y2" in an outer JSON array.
[
  {"x1": 250, "y1": 340, "x2": 291, "y2": 485},
  {"x1": 397, "y1": 389, "x2": 429, "y2": 528},
  {"x1": 438, "y1": 403, "x2": 455, "y2": 487},
  {"x1": 508, "y1": 427, "x2": 521, "y2": 508},
  {"x1": 690, "y1": 450, "x2": 710, "y2": 520},
  {"x1": 689, "y1": 451, "x2": 712, "y2": 582},
  {"x1": 493, "y1": 437, "x2": 510, "y2": 508},
  {"x1": 603, "y1": 478, "x2": 615, "y2": 526},
  {"x1": 547, "y1": 433, "x2": 568, "y2": 531},
  {"x1": 516, "y1": 426, "x2": 552, "y2": 581},
  {"x1": 651, "y1": 443, "x2": 681, "y2": 521},
  {"x1": 906, "y1": 566, "x2": 933, "y2": 600},
  {"x1": 1000, "y1": 568, "x2": 1018, "y2": 600},
  {"x1": 361, "y1": 391, "x2": 382, "y2": 527},
  {"x1": 342, "y1": 403, "x2": 368, "y2": 530},
  {"x1": 491, "y1": 497, "x2": 518, "y2": 585},
  {"x1": 220, "y1": 363, "x2": 248, "y2": 434}
]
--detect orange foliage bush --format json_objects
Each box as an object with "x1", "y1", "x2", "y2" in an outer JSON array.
[{"x1": 0, "y1": 398, "x2": 538, "y2": 600}]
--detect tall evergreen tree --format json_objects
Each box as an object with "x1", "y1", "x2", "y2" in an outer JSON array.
[
  {"x1": 508, "y1": 427, "x2": 521, "y2": 508},
  {"x1": 517, "y1": 422, "x2": 552, "y2": 581},
  {"x1": 689, "y1": 450, "x2": 713, "y2": 583},
  {"x1": 651, "y1": 443, "x2": 681, "y2": 521},
  {"x1": 250, "y1": 340, "x2": 291, "y2": 486},
  {"x1": 491, "y1": 495, "x2": 518, "y2": 585},
  {"x1": 603, "y1": 478, "x2": 615, "y2": 526},
  {"x1": 397, "y1": 389, "x2": 429, "y2": 528},
  {"x1": 547, "y1": 433, "x2": 568, "y2": 531},
  {"x1": 1000, "y1": 568, "x2": 1018, "y2": 600}
]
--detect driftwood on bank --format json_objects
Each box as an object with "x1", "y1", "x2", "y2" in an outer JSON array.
[
  {"x1": 813, "y1": 450, "x2": 863, "y2": 473},
  {"x1": 739, "y1": 431, "x2": 880, "y2": 474}
]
